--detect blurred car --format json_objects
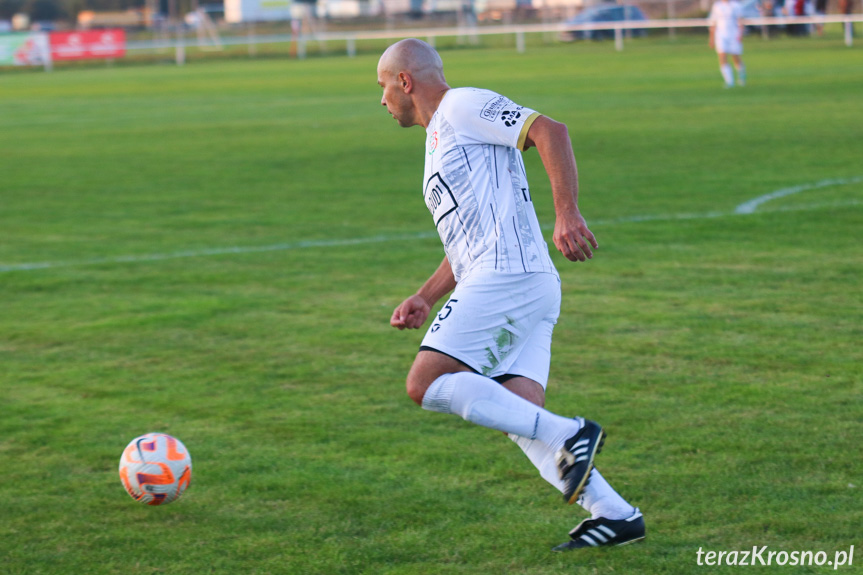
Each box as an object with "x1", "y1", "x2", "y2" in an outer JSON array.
[
  {"x1": 740, "y1": 0, "x2": 766, "y2": 33},
  {"x1": 740, "y1": 0, "x2": 767, "y2": 17},
  {"x1": 739, "y1": 0, "x2": 790, "y2": 34},
  {"x1": 560, "y1": 3, "x2": 648, "y2": 41}
]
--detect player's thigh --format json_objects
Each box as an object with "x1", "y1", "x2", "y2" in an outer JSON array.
[
  {"x1": 406, "y1": 349, "x2": 474, "y2": 405},
  {"x1": 419, "y1": 271, "x2": 561, "y2": 382},
  {"x1": 502, "y1": 310, "x2": 557, "y2": 390}
]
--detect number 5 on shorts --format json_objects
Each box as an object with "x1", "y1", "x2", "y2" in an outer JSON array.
[{"x1": 430, "y1": 299, "x2": 458, "y2": 332}]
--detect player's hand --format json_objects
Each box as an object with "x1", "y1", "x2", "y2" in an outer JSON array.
[
  {"x1": 553, "y1": 211, "x2": 598, "y2": 262},
  {"x1": 390, "y1": 294, "x2": 431, "y2": 330}
]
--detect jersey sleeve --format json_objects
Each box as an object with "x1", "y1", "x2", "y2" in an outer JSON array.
[{"x1": 444, "y1": 89, "x2": 541, "y2": 151}]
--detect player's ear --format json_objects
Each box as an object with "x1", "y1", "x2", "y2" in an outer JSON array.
[{"x1": 398, "y1": 72, "x2": 412, "y2": 93}]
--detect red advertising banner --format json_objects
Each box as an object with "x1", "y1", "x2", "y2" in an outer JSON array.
[{"x1": 49, "y1": 29, "x2": 126, "y2": 61}]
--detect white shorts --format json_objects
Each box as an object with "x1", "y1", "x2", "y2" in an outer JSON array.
[
  {"x1": 420, "y1": 271, "x2": 561, "y2": 388},
  {"x1": 716, "y1": 35, "x2": 743, "y2": 55}
]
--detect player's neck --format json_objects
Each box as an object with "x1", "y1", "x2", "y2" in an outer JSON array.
[{"x1": 418, "y1": 86, "x2": 451, "y2": 128}]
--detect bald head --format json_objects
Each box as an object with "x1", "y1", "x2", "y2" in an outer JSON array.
[
  {"x1": 377, "y1": 39, "x2": 450, "y2": 129},
  {"x1": 377, "y1": 39, "x2": 447, "y2": 86}
]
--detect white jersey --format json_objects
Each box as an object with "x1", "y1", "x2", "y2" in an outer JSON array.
[
  {"x1": 423, "y1": 88, "x2": 558, "y2": 283},
  {"x1": 709, "y1": 0, "x2": 743, "y2": 39}
]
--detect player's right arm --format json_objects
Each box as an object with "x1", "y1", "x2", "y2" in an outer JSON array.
[
  {"x1": 390, "y1": 256, "x2": 457, "y2": 330},
  {"x1": 523, "y1": 115, "x2": 598, "y2": 263}
]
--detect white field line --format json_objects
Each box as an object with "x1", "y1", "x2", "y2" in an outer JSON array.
[
  {"x1": 1, "y1": 180, "x2": 860, "y2": 274},
  {"x1": 0, "y1": 232, "x2": 441, "y2": 273},
  {"x1": 734, "y1": 176, "x2": 863, "y2": 214}
]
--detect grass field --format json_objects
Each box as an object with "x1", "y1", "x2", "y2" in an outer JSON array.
[{"x1": 1, "y1": 32, "x2": 862, "y2": 574}]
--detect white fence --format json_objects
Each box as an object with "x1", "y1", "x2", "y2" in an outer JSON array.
[{"x1": 127, "y1": 13, "x2": 862, "y2": 64}]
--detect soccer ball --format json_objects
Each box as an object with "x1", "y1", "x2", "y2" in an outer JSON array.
[{"x1": 119, "y1": 433, "x2": 192, "y2": 505}]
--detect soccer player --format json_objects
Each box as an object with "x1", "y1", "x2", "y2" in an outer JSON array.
[
  {"x1": 709, "y1": 0, "x2": 747, "y2": 87},
  {"x1": 377, "y1": 38, "x2": 644, "y2": 551}
]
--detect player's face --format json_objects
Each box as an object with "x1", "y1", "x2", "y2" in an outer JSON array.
[{"x1": 377, "y1": 69, "x2": 415, "y2": 128}]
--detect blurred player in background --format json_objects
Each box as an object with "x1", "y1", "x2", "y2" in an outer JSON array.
[
  {"x1": 709, "y1": 0, "x2": 747, "y2": 87},
  {"x1": 839, "y1": 0, "x2": 855, "y2": 37},
  {"x1": 377, "y1": 38, "x2": 645, "y2": 551}
]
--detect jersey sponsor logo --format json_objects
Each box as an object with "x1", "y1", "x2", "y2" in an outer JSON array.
[
  {"x1": 479, "y1": 95, "x2": 524, "y2": 128},
  {"x1": 501, "y1": 108, "x2": 522, "y2": 127},
  {"x1": 479, "y1": 95, "x2": 510, "y2": 122},
  {"x1": 424, "y1": 172, "x2": 458, "y2": 226}
]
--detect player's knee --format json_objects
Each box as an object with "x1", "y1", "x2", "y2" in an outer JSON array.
[
  {"x1": 405, "y1": 374, "x2": 427, "y2": 406},
  {"x1": 502, "y1": 377, "x2": 546, "y2": 407},
  {"x1": 405, "y1": 353, "x2": 440, "y2": 406}
]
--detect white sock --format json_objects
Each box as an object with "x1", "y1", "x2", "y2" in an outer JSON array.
[
  {"x1": 736, "y1": 65, "x2": 746, "y2": 86},
  {"x1": 510, "y1": 435, "x2": 635, "y2": 520},
  {"x1": 422, "y1": 372, "x2": 581, "y2": 451},
  {"x1": 721, "y1": 64, "x2": 734, "y2": 87},
  {"x1": 578, "y1": 469, "x2": 636, "y2": 520},
  {"x1": 509, "y1": 434, "x2": 565, "y2": 491}
]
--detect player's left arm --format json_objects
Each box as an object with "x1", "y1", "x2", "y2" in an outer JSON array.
[
  {"x1": 390, "y1": 256, "x2": 457, "y2": 330},
  {"x1": 522, "y1": 115, "x2": 598, "y2": 262}
]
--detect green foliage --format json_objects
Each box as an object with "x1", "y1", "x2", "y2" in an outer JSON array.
[{"x1": 1, "y1": 35, "x2": 862, "y2": 574}]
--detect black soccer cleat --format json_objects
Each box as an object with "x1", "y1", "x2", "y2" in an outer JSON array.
[
  {"x1": 552, "y1": 508, "x2": 646, "y2": 551},
  {"x1": 555, "y1": 418, "x2": 605, "y2": 505}
]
